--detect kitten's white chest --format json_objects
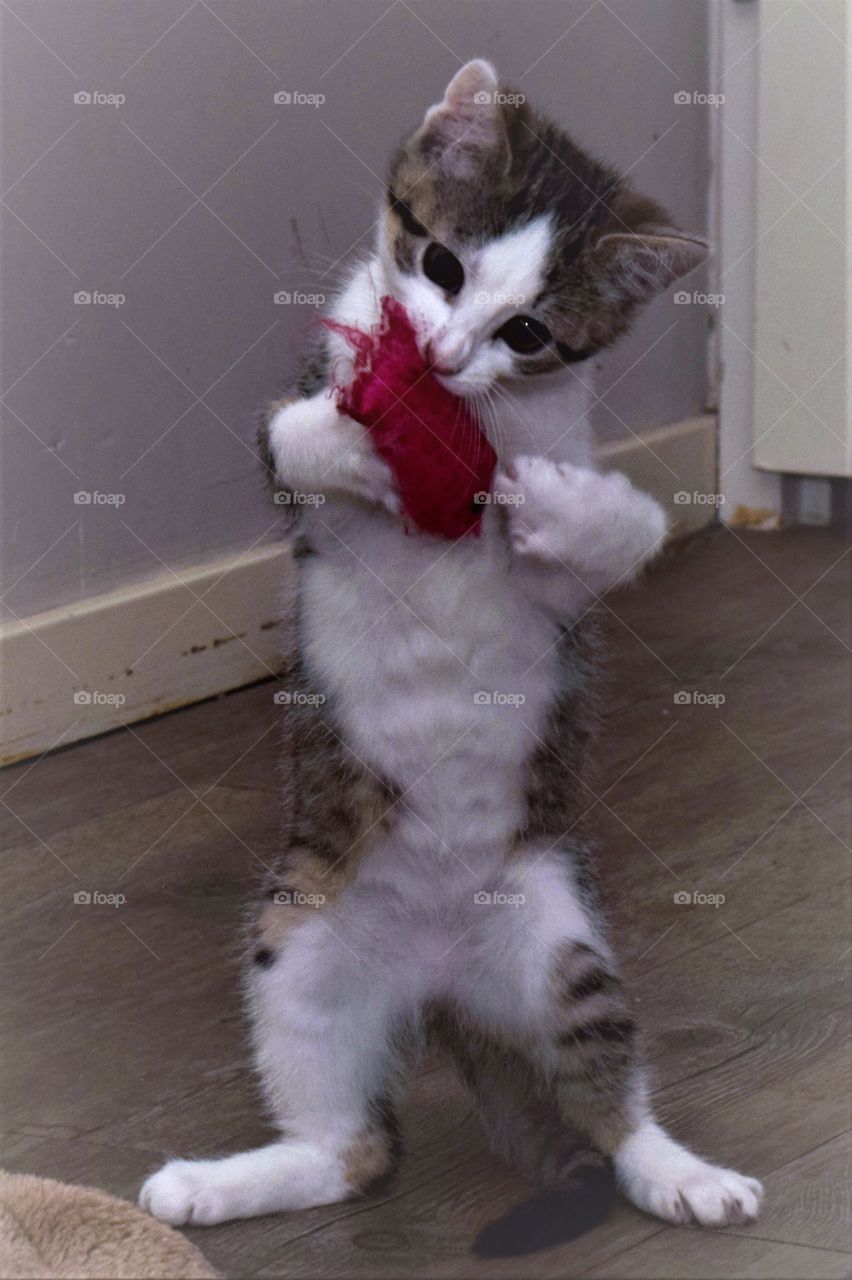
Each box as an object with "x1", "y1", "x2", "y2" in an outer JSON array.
[{"x1": 300, "y1": 514, "x2": 562, "y2": 862}]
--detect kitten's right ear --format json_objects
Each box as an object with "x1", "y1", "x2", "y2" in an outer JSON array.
[
  {"x1": 416, "y1": 59, "x2": 508, "y2": 176},
  {"x1": 593, "y1": 228, "x2": 708, "y2": 302},
  {"x1": 591, "y1": 187, "x2": 708, "y2": 303}
]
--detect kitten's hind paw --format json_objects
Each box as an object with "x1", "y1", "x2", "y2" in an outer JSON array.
[
  {"x1": 615, "y1": 1123, "x2": 763, "y2": 1228},
  {"x1": 140, "y1": 1161, "x2": 228, "y2": 1226},
  {"x1": 140, "y1": 1142, "x2": 352, "y2": 1224}
]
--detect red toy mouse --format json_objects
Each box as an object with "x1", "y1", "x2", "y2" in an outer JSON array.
[{"x1": 324, "y1": 296, "x2": 496, "y2": 540}]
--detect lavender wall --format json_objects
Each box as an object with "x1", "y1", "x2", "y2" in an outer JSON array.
[{"x1": 1, "y1": 0, "x2": 709, "y2": 617}]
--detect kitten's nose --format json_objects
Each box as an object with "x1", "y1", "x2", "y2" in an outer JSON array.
[{"x1": 425, "y1": 337, "x2": 466, "y2": 376}]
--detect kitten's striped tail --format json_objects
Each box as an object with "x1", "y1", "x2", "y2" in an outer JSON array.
[
  {"x1": 428, "y1": 1005, "x2": 617, "y2": 1257},
  {"x1": 473, "y1": 1157, "x2": 616, "y2": 1257}
]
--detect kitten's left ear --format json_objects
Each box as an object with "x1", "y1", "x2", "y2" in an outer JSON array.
[
  {"x1": 418, "y1": 59, "x2": 509, "y2": 175},
  {"x1": 593, "y1": 227, "x2": 708, "y2": 302}
]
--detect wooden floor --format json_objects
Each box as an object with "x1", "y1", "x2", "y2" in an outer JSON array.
[{"x1": 2, "y1": 527, "x2": 850, "y2": 1280}]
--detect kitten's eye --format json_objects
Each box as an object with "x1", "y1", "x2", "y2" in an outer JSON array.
[
  {"x1": 495, "y1": 315, "x2": 553, "y2": 354},
  {"x1": 423, "y1": 242, "x2": 464, "y2": 295}
]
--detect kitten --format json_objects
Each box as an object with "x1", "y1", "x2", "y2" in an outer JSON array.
[{"x1": 141, "y1": 61, "x2": 763, "y2": 1246}]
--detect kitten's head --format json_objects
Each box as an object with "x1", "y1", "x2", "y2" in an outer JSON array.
[{"x1": 380, "y1": 59, "x2": 706, "y2": 398}]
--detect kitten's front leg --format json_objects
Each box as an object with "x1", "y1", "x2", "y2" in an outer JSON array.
[
  {"x1": 494, "y1": 456, "x2": 666, "y2": 593},
  {"x1": 263, "y1": 391, "x2": 400, "y2": 513}
]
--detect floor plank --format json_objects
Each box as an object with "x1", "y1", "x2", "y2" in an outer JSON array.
[{"x1": 582, "y1": 1232, "x2": 851, "y2": 1279}]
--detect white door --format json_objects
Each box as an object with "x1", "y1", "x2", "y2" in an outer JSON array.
[{"x1": 715, "y1": 0, "x2": 851, "y2": 519}]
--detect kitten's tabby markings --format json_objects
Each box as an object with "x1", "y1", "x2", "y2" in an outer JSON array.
[
  {"x1": 253, "y1": 852, "x2": 344, "y2": 959},
  {"x1": 141, "y1": 60, "x2": 762, "y2": 1245}
]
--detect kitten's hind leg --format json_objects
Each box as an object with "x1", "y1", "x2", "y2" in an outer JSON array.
[
  {"x1": 453, "y1": 845, "x2": 763, "y2": 1230},
  {"x1": 140, "y1": 881, "x2": 407, "y2": 1226}
]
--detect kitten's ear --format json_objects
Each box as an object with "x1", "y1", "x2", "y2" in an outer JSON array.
[
  {"x1": 593, "y1": 228, "x2": 708, "y2": 302},
  {"x1": 418, "y1": 59, "x2": 508, "y2": 174}
]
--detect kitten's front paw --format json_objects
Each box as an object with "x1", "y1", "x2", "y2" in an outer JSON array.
[
  {"x1": 494, "y1": 456, "x2": 665, "y2": 587},
  {"x1": 492, "y1": 455, "x2": 577, "y2": 562},
  {"x1": 266, "y1": 396, "x2": 400, "y2": 515},
  {"x1": 343, "y1": 446, "x2": 401, "y2": 515}
]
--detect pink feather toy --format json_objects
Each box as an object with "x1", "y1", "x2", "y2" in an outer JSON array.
[{"x1": 323, "y1": 296, "x2": 497, "y2": 540}]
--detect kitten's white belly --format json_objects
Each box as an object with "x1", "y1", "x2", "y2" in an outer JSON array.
[{"x1": 300, "y1": 511, "x2": 562, "y2": 868}]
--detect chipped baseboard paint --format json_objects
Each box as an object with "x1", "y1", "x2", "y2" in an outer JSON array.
[
  {"x1": 1, "y1": 415, "x2": 716, "y2": 763},
  {"x1": 728, "y1": 505, "x2": 782, "y2": 531}
]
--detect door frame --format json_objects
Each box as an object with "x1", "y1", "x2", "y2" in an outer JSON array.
[{"x1": 713, "y1": 0, "x2": 782, "y2": 525}]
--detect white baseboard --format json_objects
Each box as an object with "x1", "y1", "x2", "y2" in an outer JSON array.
[
  {"x1": 600, "y1": 413, "x2": 718, "y2": 537},
  {"x1": 1, "y1": 414, "x2": 716, "y2": 763},
  {"x1": 0, "y1": 544, "x2": 293, "y2": 765}
]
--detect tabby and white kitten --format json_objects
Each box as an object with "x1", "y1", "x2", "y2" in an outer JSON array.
[{"x1": 141, "y1": 61, "x2": 763, "y2": 1244}]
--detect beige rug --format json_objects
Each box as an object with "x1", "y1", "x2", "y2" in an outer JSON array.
[{"x1": 0, "y1": 1172, "x2": 217, "y2": 1279}]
